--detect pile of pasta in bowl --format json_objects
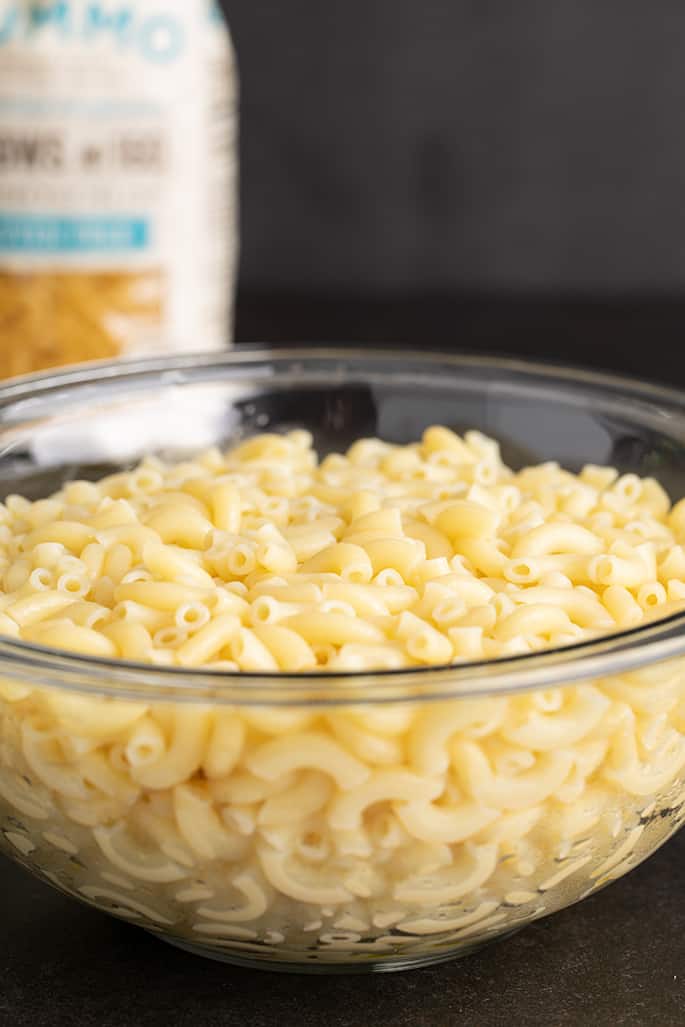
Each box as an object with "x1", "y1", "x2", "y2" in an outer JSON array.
[{"x1": 1, "y1": 424, "x2": 685, "y2": 970}]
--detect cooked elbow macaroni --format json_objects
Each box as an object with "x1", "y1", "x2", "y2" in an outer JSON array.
[{"x1": 1, "y1": 426, "x2": 685, "y2": 964}]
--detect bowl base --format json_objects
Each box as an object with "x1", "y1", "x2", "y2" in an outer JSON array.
[{"x1": 148, "y1": 928, "x2": 523, "y2": 974}]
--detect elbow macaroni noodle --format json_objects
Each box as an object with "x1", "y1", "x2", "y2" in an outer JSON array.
[{"x1": 0, "y1": 427, "x2": 685, "y2": 964}]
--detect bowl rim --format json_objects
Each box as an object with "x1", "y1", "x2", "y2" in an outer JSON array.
[
  {"x1": 0, "y1": 345, "x2": 684, "y2": 706},
  {"x1": 2, "y1": 342, "x2": 685, "y2": 405}
]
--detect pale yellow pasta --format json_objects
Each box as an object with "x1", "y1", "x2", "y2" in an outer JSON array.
[
  {"x1": 282, "y1": 612, "x2": 385, "y2": 647},
  {"x1": 246, "y1": 732, "x2": 369, "y2": 789},
  {"x1": 0, "y1": 426, "x2": 683, "y2": 958},
  {"x1": 394, "y1": 799, "x2": 498, "y2": 844},
  {"x1": 326, "y1": 642, "x2": 407, "y2": 671},
  {"x1": 511, "y1": 523, "x2": 602, "y2": 558},
  {"x1": 345, "y1": 507, "x2": 404, "y2": 538},
  {"x1": 602, "y1": 585, "x2": 644, "y2": 626},
  {"x1": 142, "y1": 543, "x2": 214, "y2": 588},
  {"x1": 113, "y1": 581, "x2": 211, "y2": 612},
  {"x1": 102, "y1": 543, "x2": 134, "y2": 584},
  {"x1": 434, "y1": 500, "x2": 500, "y2": 540},
  {"x1": 327, "y1": 771, "x2": 442, "y2": 831},
  {"x1": 319, "y1": 582, "x2": 390, "y2": 617},
  {"x1": 144, "y1": 505, "x2": 214, "y2": 550},
  {"x1": 5, "y1": 591, "x2": 76, "y2": 627},
  {"x1": 202, "y1": 714, "x2": 246, "y2": 779},
  {"x1": 395, "y1": 610, "x2": 454, "y2": 665},
  {"x1": 61, "y1": 601, "x2": 111, "y2": 630},
  {"x1": 660, "y1": 545, "x2": 685, "y2": 579},
  {"x1": 589, "y1": 553, "x2": 651, "y2": 588},
  {"x1": 28, "y1": 567, "x2": 54, "y2": 591},
  {"x1": 229, "y1": 627, "x2": 279, "y2": 672},
  {"x1": 22, "y1": 621, "x2": 117, "y2": 658},
  {"x1": 509, "y1": 586, "x2": 612, "y2": 628},
  {"x1": 258, "y1": 771, "x2": 333, "y2": 827},
  {"x1": 173, "y1": 783, "x2": 247, "y2": 862},
  {"x1": 248, "y1": 595, "x2": 304, "y2": 626},
  {"x1": 360, "y1": 538, "x2": 425, "y2": 580},
  {"x1": 112, "y1": 600, "x2": 168, "y2": 633},
  {"x1": 251, "y1": 624, "x2": 317, "y2": 671},
  {"x1": 175, "y1": 613, "x2": 241, "y2": 667},
  {"x1": 298, "y1": 543, "x2": 373, "y2": 582}
]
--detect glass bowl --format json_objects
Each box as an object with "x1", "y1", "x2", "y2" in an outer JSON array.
[{"x1": 0, "y1": 348, "x2": 685, "y2": 974}]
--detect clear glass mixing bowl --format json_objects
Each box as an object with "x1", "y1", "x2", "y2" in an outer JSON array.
[{"x1": 0, "y1": 349, "x2": 684, "y2": 974}]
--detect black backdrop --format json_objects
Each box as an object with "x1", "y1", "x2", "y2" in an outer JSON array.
[
  {"x1": 224, "y1": 0, "x2": 685, "y2": 297},
  {"x1": 223, "y1": 2, "x2": 685, "y2": 385}
]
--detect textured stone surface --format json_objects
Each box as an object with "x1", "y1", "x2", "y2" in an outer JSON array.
[{"x1": 2, "y1": 830, "x2": 684, "y2": 1027}]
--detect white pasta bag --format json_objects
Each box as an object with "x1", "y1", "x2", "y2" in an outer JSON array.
[{"x1": 0, "y1": 0, "x2": 238, "y2": 374}]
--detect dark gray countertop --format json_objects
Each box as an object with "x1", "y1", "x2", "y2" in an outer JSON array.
[{"x1": 2, "y1": 830, "x2": 684, "y2": 1027}]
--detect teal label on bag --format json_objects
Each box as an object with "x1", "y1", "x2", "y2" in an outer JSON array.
[{"x1": 0, "y1": 214, "x2": 150, "y2": 252}]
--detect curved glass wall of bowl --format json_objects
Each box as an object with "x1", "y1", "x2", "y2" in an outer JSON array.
[
  {"x1": 0, "y1": 350, "x2": 683, "y2": 972},
  {"x1": 0, "y1": 350, "x2": 682, "y2": 492}
]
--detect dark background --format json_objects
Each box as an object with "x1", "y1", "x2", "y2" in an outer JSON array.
[{"x1": 224, "y1": 0, "x2": 685, "y2": 382}]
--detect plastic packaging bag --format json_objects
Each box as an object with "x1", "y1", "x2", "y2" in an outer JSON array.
[{"x1": 0, "y1": 0, "x2": 238, "y2": 377}]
